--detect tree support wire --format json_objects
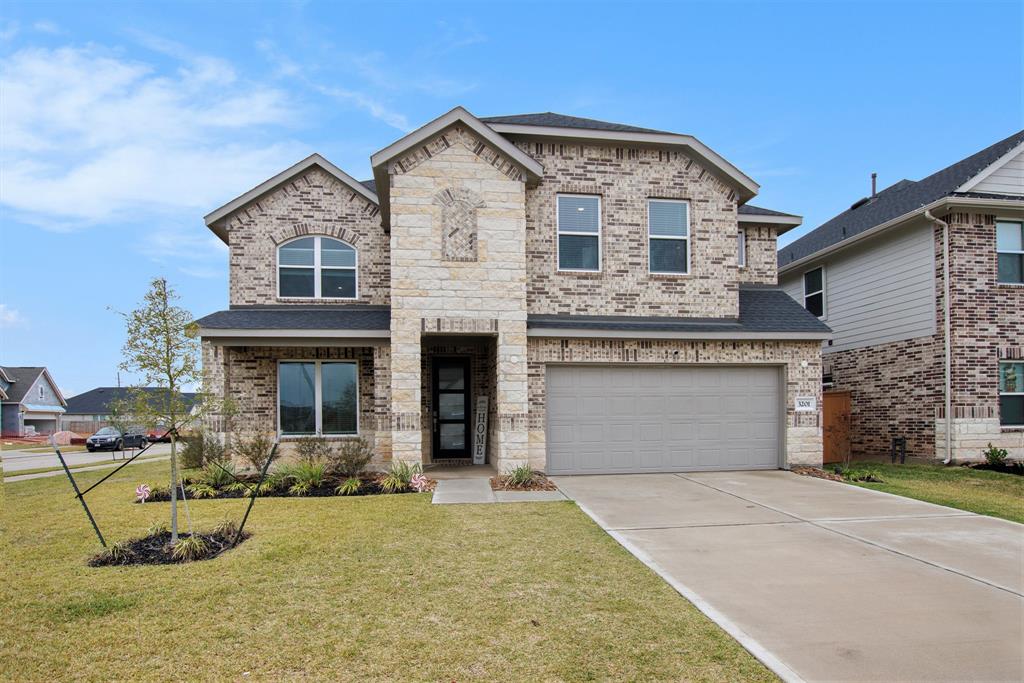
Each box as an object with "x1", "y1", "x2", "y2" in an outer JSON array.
[
  {"x1": 233, "y1": 444, "x2": 277, "y2": 547},
  {"x1": 53, "y1": 442, "x2": 107, "y2": 547}
]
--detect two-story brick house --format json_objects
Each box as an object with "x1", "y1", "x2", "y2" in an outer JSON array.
[
  {"x1": 779, "y1": 130, "x2": 1024, "y2": 462},
  {"x1": 197, "y1": 107, "x2": 829, "y2": 473}
]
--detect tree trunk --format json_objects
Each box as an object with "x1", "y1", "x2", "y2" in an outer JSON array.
[{"x1": 169, "y1": 431, "x2": 179, "y2": 542}]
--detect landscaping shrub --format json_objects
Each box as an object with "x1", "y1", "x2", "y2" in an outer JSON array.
[
  {"x1": 294, "y1": 435, "x2": 332, "y2": 464},
  {"x1": 284, "y1": 462, "x2": 328, "y2": 496},
  {"x1": 180, "y1": 431, "x2": 228, "y2": 469},
  {"x1": 170, "y1": 535, "x2": 209, "y2": 562},
  {"x1": 327, "y1": 437, "x2": 375, "y2": 478},
  {"x1": 983, "y1": 443, "x2": 1009, "y2": 467},
  {"x1": 234, "y1": 433, "x2": 275, "y2": 471},
  {"x1": 380, "y1": 460, "x2": 420, "y2": 493},
  {"x1": 94, "y1": 541, "x2": 135, "y2": 566},
  {"x1": 335, "y1": 477, "x2": 361, "y2": 495},
  {"x1": 199, "y1": 460, "x2": 237, "y2": 488},
  {"x1": 503, "y1": 463, "x2": 536, "y2": 488}
]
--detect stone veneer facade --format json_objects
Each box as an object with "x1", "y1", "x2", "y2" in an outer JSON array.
[
  {"x1": 822, "y1": 212, "x2": 1023, "y2": 461},
  {"x1": 200, "y1": 113, "x2": 825, "y2": 471}
]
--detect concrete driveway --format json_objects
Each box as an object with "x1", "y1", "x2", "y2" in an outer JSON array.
[{"x1": 553, "y1": 471, "x2": 1024, "y2": 683}]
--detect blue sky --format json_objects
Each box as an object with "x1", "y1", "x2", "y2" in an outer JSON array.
[{"x1": 1, "y1": 0, "x2": 1021, "y2": 396}]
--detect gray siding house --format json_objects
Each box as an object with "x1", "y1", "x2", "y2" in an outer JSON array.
[
  {"x1": 779, "y1": 131, "x2": 1024, "y2": 461},
  {"x1": 0, "y1": 366, "x2": 67, "y2": 437}
]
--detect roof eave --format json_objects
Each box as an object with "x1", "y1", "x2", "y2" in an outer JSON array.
[
  {"x1": 778, "y1": 195, "x2": 1024, "y2": 274},
  {"x1": 738, "y1": 213, "x2": 802, "y2": 233},
  {"x1": 526, "y1": 327, "x2": 830, "y2": 341},
  {"x1": 203, "y1": 153, "x2": 380, "y2": 243},
  {"x1": 486, "y1": 122, "x2": 760, "y2": 203},
  {"x1": 370, "y1": 107, "x2": 545, "y2": 230}
]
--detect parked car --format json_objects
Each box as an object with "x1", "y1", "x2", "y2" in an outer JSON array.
[
  {"x1": 85, "y1": 427, "x2": 148, "y2": 452},
  {"x1": 146, "y1": 426, "x2": 173, "y2": 443}
]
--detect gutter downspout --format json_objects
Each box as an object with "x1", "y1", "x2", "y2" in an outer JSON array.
[{"x1": 925, "y1": 210, "x2": 953, "y2": 464}]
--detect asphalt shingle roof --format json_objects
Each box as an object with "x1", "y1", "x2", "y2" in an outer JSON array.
[
  {"x1": 64, "y1": 387, "x2": 198, "y2": 415},
  {"x1": 778, "y1": 129, "x2": 1024, "y2": 268},
  {"x1": 739, "y1": 204, "x2": 799, "y2": 218},
  {"x1": 526, "y1": 288, "x2": 830, "y2": 334},
  {"x1": 481, "y1": 112, "x2": 671, "y2": 135},
  {"x1": 0, "y1": 366, "x2": 46, "y2": 403},
  {"x1": 360, "y1": 179, "x2": 377, "y2": 194},
  {"x1": 195, "y1": 306, "x2": 391, "y2": 331}
]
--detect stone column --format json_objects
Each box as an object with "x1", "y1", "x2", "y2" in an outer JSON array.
[
  {"x1": 372, "y1": 344, "x2": 393, "y2": 464},
  {"x1": 493, "y1": 319, "x2": 530, "y2": 472},
  {"x1": 390, "y1": 317, "x2": 423, "y2": 465}
]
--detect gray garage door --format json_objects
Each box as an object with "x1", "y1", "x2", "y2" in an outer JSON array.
[{"x1": 546, "y1": 365, "x2": 781, "y2": 474}]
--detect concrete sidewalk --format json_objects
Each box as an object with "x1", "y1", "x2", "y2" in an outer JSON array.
[{"x1": 554, "y1": 471, "x2": 1024, "y2": 683}]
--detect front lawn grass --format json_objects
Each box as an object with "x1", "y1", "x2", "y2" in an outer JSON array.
[
  {"x1": 844, "y1": 463, "x2": 1024, "y2": 523},
  {"x1": 1, "y1": 461, "x2": 774, "y2": 681}
]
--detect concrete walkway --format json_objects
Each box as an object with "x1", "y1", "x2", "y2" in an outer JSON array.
[
  {"x1": 432, "y1": 478, "x2": 566, "y2": 504},
  {"x1": 554, "y1": 471, "x2": 1024, "y2": 683}
]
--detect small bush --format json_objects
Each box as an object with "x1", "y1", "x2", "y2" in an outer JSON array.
[
  {"x1": 286, "y1": 462, "x2": 328, "y2": 496},
  {"x1": 186, "y1": 482, "x2": 218, "y2": 499},
  {"x1": 180, "y1": 431, "x2": 228, "y2": 469},
  {"x1": 211, "y1": 517, "x2": 238, "y2": 539},
  {"x1": 95, "y1": 541, "x2": 135, "y2": 566},
  {"x1": 845, "y1": 466, "x2": 884, "y2": 483},
  {"x1": 171, "y1": 535, "x2": 209, "y2": 562},
  {"x1": 983, "y1": 443, "x2": 1009, "y2": 466},
  {"x1": 503, "y1": 463, "x2": 536, "y2": 488},
  {"x1": 234, "y1": 433, "x2": 275, "y2": 471},
  {"x1": 335, "y1": 477, "x2": 362, "y2": 496},
  {"x1": 198, "y1": 460, "x2": 236, "y2": 488},
  {"x1": 327, "y1": 437, "x2": 375, "y2": 478},
  {"x1": 294, "y1": 435, "x2": 332, "y2": 464},
  {"x1": 380, "y1": 460, "x2": 420, "y2": 493},
  {"x1": 146, "y1": 521, "x2": 169, "y2": 537}
]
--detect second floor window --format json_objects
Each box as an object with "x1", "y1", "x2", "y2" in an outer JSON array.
[
  {"x1": 278, "y1": 236, "x2": 357, "y2": 299},
  {"x1": 648, "y1": 199, "x2": 690, "y2": 274},
  {"x1": 997, "y1": 220, "x2": 1023, "y2": 284},
  {"x1": 738, "y1": 228, "x2": 747, "y2": 268},
  {"x1": 803, "y1": 266, "x2": 825, "y2": 318},
  {"x1": 557, "y1": 194, "x2": 601, "y2": 271}
]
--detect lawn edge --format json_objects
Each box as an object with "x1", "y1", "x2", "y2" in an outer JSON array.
[{"x1": 572, "y1": 500, "x2": 804, "y2": 683}]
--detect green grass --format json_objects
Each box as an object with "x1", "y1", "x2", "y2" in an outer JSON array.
[
  {"x1": 0, "y1": 461, "x2": 774, "y2": 681},
  {"x1": 843, "y1": 463, "x2": 1024, "y2": 523},
  {"x1": 3, "y1": 454, "x2": 167, "y2": 479}
]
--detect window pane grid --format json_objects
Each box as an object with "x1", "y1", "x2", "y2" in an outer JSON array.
[
  {"x1": 557, "y1": 195, "x2": 601, "y2": 271},
  {"x1": 279, "y1": 236, "x2": 358, "y2": 298},
  {"x1": 647, "y1": 200, "x2": 689, "y2": 274}
]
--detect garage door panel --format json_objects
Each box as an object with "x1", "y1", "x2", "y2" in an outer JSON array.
[{"x1": 547, "y1": 365, "x2": 780, "y2": 474}]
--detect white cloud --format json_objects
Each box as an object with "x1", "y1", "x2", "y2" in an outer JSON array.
[
  {"x1": 0, "y1": 44, "x2": 304, "y2": 228},
  {"x1": 0, "y1": 304, "x2": 25, "y2": 328},
  {"x1": 32, "y1": 20, "x2": 61, "y2": 35}
]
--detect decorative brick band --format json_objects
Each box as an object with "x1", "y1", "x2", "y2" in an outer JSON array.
[
  {"x1": 935, "y1": 405, "x2": 998, "y2": 419},
  {"x1": 271, "y1": 223, "x2": 367, "y2": 246},
  {"x1": 393, "y1": 126, "x2": 524, "y2": 182},
  {"x1": 389, "y1": 412, "x2": 420, "y2": 431},
  {"x1": 496, "y1": 413, "x2": 529, "y2": 431},
  {"x1": 422, "y1": 317, "x2": 499, "y2": 335},
  {"x1": 998, "y1": 347, "x2": 1024, "y2": 360}
]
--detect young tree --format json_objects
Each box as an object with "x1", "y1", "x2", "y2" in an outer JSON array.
[{"x1": 118, "y1": 277, "x2": 202, "y2": 542}]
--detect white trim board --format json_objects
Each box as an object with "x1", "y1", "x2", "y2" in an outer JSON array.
[{"x1": 956, "y1": 141, "x2": 1024, "y2": 193}]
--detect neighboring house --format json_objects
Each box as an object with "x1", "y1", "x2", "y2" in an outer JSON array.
[
  {"x1": 62, "y1": 387, "x2": 199, "y2": 433},
  {"x1": 779, "y1": 131, "x2": 1024, "y2": 461},
  {"x1": 0, "y1": 366, "x2": 67, "y2": 437},
  {"x1": 197, "y1": 107, "x2": 829, "y2": 473}
]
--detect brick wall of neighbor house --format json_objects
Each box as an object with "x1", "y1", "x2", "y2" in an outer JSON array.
[
  {"x1": 939, "y1": 212, "x2": 1024, "y2": 459},
  {"x1": 740, "y1": 224, "x2": 779, "y2": 285},
  {"x1": 515, "y1": 140, "x2": 742, "y2": 319},
  {"x1": 526, "y1": 338, "x2": 823, "y2": 469},
  {"x1": 224, "y1": 167, "x2": 389, "y2": 306},
  {"x1": 201, "y1": 342, "x2": 386, "y2": 464},
  {"x1": 387, "y1": 124, "x2": 530, "y2": 470}
]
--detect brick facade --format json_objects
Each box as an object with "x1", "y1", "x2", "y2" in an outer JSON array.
[
  {"x1": 740, "y1": 224, "x2": 780, "y2": 285},
  {"x1": 225, "y1": 167, "x2": 389, "y2": 306}
]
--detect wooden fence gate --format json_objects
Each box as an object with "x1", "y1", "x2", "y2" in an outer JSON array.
[{"x1": 823, "y1": 391, "x2": 851, "y2": 465}]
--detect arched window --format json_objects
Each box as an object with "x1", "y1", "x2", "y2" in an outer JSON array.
[{"x1": 278, "y1": 236, "x2": 357, "y2": 299}]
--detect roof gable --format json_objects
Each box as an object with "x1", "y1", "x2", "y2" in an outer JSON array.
[
  {"x1": 779, "y1": 129, "x2": 1024, "y2": 269},
  {"x1": 0, "y1": 366, "x2": 66, "y2": 406},
  {"x1": 204, "y1": 154, "x2": 379, "y2": 243}
]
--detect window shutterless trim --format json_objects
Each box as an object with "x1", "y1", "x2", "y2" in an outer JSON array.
[
  {"x1": 276, "y1": 359, "x2": 360, "y2": 437},
  {"x1": 738, "y1": 227, "x2": 747, "y2": 268},
  {"x1": 276, "y1": 235, "x2": 359, "y2": 300},
  {"x1": 998, "y1": 361, "x2": 1024, "y2": 427},
  {"x1": 802, "y1": 266, "x2": 826, "y2": 319},
  {"x1": 647, "y1": 198, "x2": 691, "y2": 275},
  {"x1": 996, "y1": 220, "x2": 1024, "y2": 284},
  {"x1": 556, "y1": 193, "x2": 602, "y2": 273}
]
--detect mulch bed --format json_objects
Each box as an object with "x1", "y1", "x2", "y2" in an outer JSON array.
[
  {"x1": 139, "y1": 475, "x2": 436, "y2": 502},
  {"x1": 791, "y1": 466, "x2": 845, "y2": 482},
  {"x1": 89, "y1": 529, "x2": 250, "y2": 567},
  {"x1": 960, "y1": 461, "x2": 1023, "y2": 476},
  {"x1": 489, "y1": 476, "x2": 558, "y2": 492}
]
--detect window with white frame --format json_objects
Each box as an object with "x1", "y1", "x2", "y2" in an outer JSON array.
[
  {"x1": 38, "y1": 385, "x2": 44, "y2": 400},
  {"x1": 803, "y1": 267, "x2": 825, "y2": 318},
  {"x1": 1000, "y1": 361, "x2": 1023, "y2": 427},
  {"x1": 278, "y1": 236, "x2": 357, "y2": 299},
  {"x1": 648, "y1": 199, "x2": 689, "y2": 274},
  {"x1": 557, "y1": 194, "x2": 601, "y2": 271},
  {"x1": 997, "y1": 220, "x2": 1023, "y2": 284},
  {"x1": 738, "y1": 228, "x2": 747, "y2": 268},
  {"x1": 278, "y1": 361, "x2": 358, "y2": 436}
]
